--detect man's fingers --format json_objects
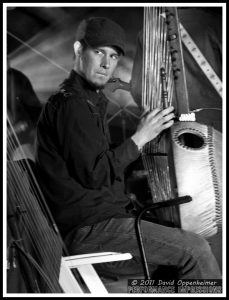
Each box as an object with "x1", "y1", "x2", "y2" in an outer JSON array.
[
  {"x1": 144, "y1": 107, "x2": 161, "y2": 119},
  {"x1": 162, "y1": 112, "x2": 176, "y2": 123},
  {"x1": 143, "y1": 106, "x2": 174, "y2": 118},
  {"x1": 160, "y1": 106, "x2": 175, "y2": 116},
  {"x1": 162, "y1": 119, "x2": 174, "y2": 129},
  {"x1": 146, "y1": 106, "x2": 175, "y2": 123}
]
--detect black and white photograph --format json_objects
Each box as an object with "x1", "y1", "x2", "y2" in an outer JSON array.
[{"x1": 3, "y1": 2, "x2": 226, "y2": 296}]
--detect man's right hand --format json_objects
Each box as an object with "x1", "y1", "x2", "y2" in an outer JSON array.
[{"x1": 131, "y1": 106, "x2": 175, "y2": 150}]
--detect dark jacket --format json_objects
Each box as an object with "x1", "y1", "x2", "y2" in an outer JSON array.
[{"x1": 35, "y1": 70, "x2": 140, "y2": 237}]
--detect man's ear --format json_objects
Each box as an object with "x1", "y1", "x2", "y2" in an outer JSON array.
[{"x1": 73, "y1": 41, "x2": 83, "y2": 56}]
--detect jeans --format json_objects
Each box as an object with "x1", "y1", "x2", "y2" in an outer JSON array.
[{"x1": 65, "y1": 217, "x2": 221, "y2": 279}]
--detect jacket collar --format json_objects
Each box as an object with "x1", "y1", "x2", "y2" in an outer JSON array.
[{"x1": 60, "y1": 69, "x2": 108, "y2": 109}]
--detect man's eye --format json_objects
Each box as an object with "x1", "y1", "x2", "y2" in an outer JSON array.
[
  {"x1": 111, "y1": 54, "x2": 119, "y2": 60},
  {"x1": 95, "y1": 49, "x2": 102, "y2": 55}
]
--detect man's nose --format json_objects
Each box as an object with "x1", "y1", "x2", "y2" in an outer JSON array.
[{"x1": 101, "y1": 55, "x2": 110, "y2": 69}]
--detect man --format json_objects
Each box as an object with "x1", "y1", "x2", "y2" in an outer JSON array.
[{"x1": 35, "y1": 17, "x2": 221, "y2": 280}]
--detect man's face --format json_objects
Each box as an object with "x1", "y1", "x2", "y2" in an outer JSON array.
[{"x1": 78, "y1": 45, "x2": 121, "y2": 88}]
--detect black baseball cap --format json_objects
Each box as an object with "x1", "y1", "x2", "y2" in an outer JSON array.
[{"x1": 75, "y1": 17, "x2": 126, "y2": 55}]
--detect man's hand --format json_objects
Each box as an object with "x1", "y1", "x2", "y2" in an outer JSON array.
[{"x1": 131, "y1": 106, "x2": 175, "y2": 150}]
